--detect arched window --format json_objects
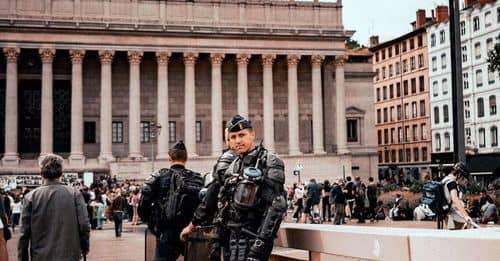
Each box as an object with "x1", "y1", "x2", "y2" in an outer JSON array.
[
  {"x1": 443, "y1": 105, "x2": 449, "y2": 123},
  {"x1": 435, "y1": 133, "x2": 441, "y2": 152},
  {"x1": 490, "y1": 95, "x2": 497, "y2": 115},
  {"x1": 434, "y1": 106, "x2": 440, "y2": 124},
  {"x1": 444, "y1": 132, "x2": 451, "y2": 151},
  {"x1": 491, "y1": 126, "x2": 498, "y2": 147},
  {"x1": 478, "y1": 98, "x2": 485, "y2": 117},
  {"x1": 479, "y1": 128, "x2": 486, "y2": 148}
]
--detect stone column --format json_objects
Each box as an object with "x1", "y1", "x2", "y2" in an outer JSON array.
[
  {"x1": 335, "y1": 55, "x2": 350, "y2": 154},
  {"x1": 211, "y1": 53, "x2": 225, "y2": 155},
  {"x1": 2, "y1": 47, "x2": 20, "y2": 165},
  {"x1": 156, "y1": 51, "x2": 171, "y2": 160},
  {"x1": 236, "y1": 53, "x2": 251, "y2": 118},
  {"x1": 184, "y1": 52, "x2": 198, "y2": 156},
  {"x1": 287, "y1": 54, "x2": 302, "y2": 155},
  {"x1": 39, "y1": 48, "x2": 56, "y2": 158},
  {"x1": 311, "y1": 55, "x2": 326, "y2": 154},
  {"x1": 262, "y1": 54, "x2": 276, "y2": 152},
  {"x1": 69, "y1": 49, "x2": 86, "y2": 165},
  {"x1": 127, "y1": 50, "x2": 143, "y2": 159},
  {"x1": 98, "y1": 50, "x2": 115, "y2": 163}
]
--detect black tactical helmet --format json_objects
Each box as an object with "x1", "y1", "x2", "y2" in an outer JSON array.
[
  {"x1": 453, "y1": 161, "x2": 470, "y2": 179},
  {"x1": 227, "y1": 114, "x2": 252, "y2": 133}
]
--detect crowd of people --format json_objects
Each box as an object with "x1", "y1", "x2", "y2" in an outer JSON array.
[
  {"x1": 0, "y1": 114, "x2": 286, "y2": 261},
  {"x1": 79, "y1": 176, "x2": 143, "y2": 234},
  {"x1": 287, "y1": 163, "x2": 499, "y2": 229},
  {"x1": 288, "y1": 176, "x2": 381, "y2": 225},
  {"x1": 0, "y1": 115, "x2": 497, "y2": 260}
]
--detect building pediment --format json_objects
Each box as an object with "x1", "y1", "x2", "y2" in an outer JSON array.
[{"x1": 346, "y1": 106, "x2": 365, "y2": 116}]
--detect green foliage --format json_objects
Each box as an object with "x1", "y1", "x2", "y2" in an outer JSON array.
[
  {"x1": 463, "y1": 180, "x2": 483, "y2": 194},
  {"x1": 382, "y1": 183, "x2": 400, "y2": 192},
  {"x1": 487, "y1": 34, "x2": 500, "y2": 77},
  {"x1": 409, "y1": 180, "x2": 424, "y2": 194},
  {"x1": 346, "y1": 38, "x2": 361, "y2": 49}
]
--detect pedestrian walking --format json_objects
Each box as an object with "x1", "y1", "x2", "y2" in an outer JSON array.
[
  {"x1": 18, "y1": 154, "x2": 90, "y2": 261},
  {"x1": 110, "y1": 188, "x2": 128, "y2": 237},
  {"x1": 330, "y1": 178, "x2": 346, "y2": 225},
  {"x1": 321, "y1": 180, "x2": 332, "y2": 222}
]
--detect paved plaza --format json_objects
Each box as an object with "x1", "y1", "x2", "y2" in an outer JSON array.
[{"x1": 4, "y1": 219, "x2": 446, "y2": 261}]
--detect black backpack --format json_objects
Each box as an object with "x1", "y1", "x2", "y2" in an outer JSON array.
[
  {"x1": 164, "y1": 168, "x2": 204, "y2": 224},
  {"x1": 421, "y1": 179, "x2": 451, "y2": 216}
]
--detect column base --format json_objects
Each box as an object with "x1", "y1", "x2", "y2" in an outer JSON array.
[
  {"x1": 156, "y1": 153, "x2": 169, "y2": 160},
  {"x1": 2, "y1": 153, "x2": 20, "y2": 166},
  {"x1": 288, "y1": 150, "x2": 303, "y2": 156},
  {"x1": 337, "y1": 148, "x2": 351, "y2": 155},
  {"x1": 188, "y1": 153, "x2": 199, "y2": 158},
  {"x1": 98, "y1": 154, "x2": 116, "y2": 164},
  {"x1": 69, "y1": 153, "x2": 86, "y2": 165},
  {"x1": 127, "y1": 152, "x2": 144, "y2": 161},
  {"x1": 313, "y1": 149, "x2": 327, "y2": 155}
]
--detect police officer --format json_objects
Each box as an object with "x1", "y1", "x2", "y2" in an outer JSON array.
[
  {"x1": 182, "y1": 115, "x2": 286, "y2": 261},
  {"x1": 141, "y1": 141, "x2": 201, "y2": 261},
  {"x1": 180, "y1": 127, "x2": 238, "y2": 260}
]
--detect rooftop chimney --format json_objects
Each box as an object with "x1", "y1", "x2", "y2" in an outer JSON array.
[
  {"x1": 435, "y1": 6, "x2": 449, "y2": 23},
  {"x1": 369, "y1": 36, "x2": 379, "y2": 48},
  {"x1": 416, "y1": 9, "x2": 426, "y2": 29},
  {"x1": 464, "y1": 0, "x2": 477, "y2": 8},
  {"x1": 479, "y1": 0, "x2": 495, "y2": 5}
]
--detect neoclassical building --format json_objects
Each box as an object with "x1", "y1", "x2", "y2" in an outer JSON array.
[{"x1": 0, "y1": 0, "x2": 377, "y2": 182}]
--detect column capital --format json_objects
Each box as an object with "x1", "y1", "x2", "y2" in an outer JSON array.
[
  {"x1": 156, "y1": 51, "x2": 171, "y2": 65},
  {"x1": 39, "y1": 48, "x2": 56, "y2": 63},
  {"x1": 183, "y1": 52, "x2": 199, "y2": 65},
  {"x1": 287, "y1": 54, "x2": 301, "y2": 66},
  {"x1": 127, "y1": 50, "x2": 143, "y2": 65},
  {"x1": 69, "y1": 49, "x2": 86, "y2": 64},
  {"x1": 262, "y1": 54, "x2": 276, "y2": 66},
  {"x1": 311, "y1": 55, "x2": 325, "y2": 66},
  {"x1": 99, "y1": 50, "x2": 115, "y2": 64},
  {"x1": 3, "y1": 47, "x2": 20, "y2": 63},
  {"x1": 210, "y1": 53, "x2": 225, "y2": 65},
  {"x1": 334, "y1": 55, "x2": 348, "y2": 66},
  {"x1": 236, "y1": 53, "x2": 251, "y2": 65}
]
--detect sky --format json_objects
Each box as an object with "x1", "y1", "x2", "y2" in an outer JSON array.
[{"x1": 342, "y1": 0, "x2": 451, "y2": 46}]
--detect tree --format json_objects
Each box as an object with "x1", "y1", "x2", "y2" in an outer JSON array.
[
  {"x1": 346, "y1": 38, "x2": 361, "y2": 49},
  {"x1": 487, "y1": 34, "x2": 500, "y2": 77}
]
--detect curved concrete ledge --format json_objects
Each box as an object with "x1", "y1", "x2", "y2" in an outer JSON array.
[{"x1": 274, "y1": 224, "x2": 500, "y2": 261}]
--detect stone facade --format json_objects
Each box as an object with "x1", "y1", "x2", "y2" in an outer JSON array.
[
  {"x1": 0, "y1": 0, "x2": 377, "y2": 183},
  {"x1": 370, "y1": 10, "x2": 433, "y2": 179}
]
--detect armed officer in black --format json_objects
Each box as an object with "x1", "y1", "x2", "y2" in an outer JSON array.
[
  {"x1": 140, "y1": 141, "x2": 202, "y2": 261},
  {"x1": 181, "y1": 128, "x2": 238, "y2": 260},
  {"x1": 183, "y1": 115, "x2": 286, "y2": 261}
]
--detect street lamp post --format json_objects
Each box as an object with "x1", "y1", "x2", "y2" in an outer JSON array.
[
  {"x1": 449, "y1": 0, "x2": 466, "y2": 163},
  {"x1": 149, "y1": 121, "x2": 162, "y2": 173}
]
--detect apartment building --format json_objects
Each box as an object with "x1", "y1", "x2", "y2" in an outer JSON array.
[
  {"x1": 370, "y1": 10, "x2": 433, "y2": 182},
  {"x1": 428, "y1": 0, "x2": 500, "y2": 180}
]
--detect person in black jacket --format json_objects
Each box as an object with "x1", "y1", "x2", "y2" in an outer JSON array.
[
  {"x1": 142, "y1": 141, "x2": 202, "y2": 261},
  {"x1": 181, "y1": 115, "x2": 286, "y2": 261},
  {"x1": 110, "y1": 188, "x2": 128, "y2": 237},
  {"x1": 180, "y1": 128, "x2": 237, "y2": 261},
  {"x1": 0, "y1": 191, "x2": 7, "y2": 261},
  {"x1": 330, "y1": 178, "x2": 346, "y2": 225}
]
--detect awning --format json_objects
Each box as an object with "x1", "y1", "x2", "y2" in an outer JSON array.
[{"x1": 466, "y1": 153, "x2": 500, "y2": 175}]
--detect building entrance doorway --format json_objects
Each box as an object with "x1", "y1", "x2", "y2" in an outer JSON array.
[
  {"x1": 19, "y1": 80, "x2": 41, "y2": 158},
  {"x1": 53, "y1": 80, "x2": 71, "y2": 154}
]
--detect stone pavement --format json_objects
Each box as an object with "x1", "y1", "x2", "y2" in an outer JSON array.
[
  {"x1": 7, "y1": 219, "x2": 492, "y2": 260},
  {"x1": 7, "y1": 222, "x2": 146, "y2": 261}
]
